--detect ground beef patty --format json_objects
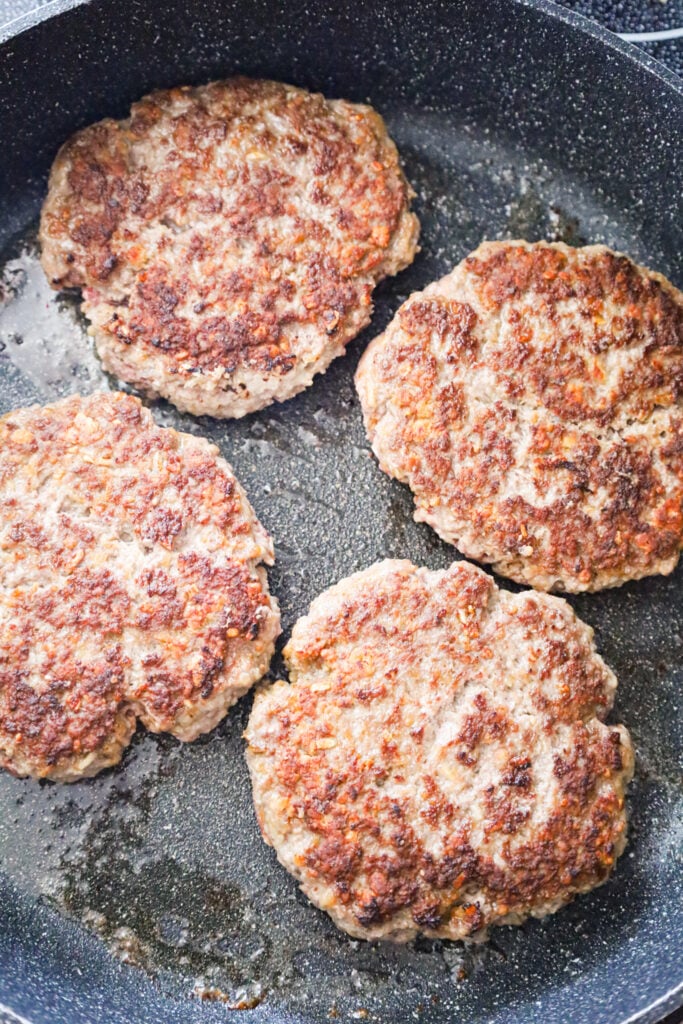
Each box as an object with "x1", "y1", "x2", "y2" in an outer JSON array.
[
  {"x1": 245, "y1": 559, "x2": 633, "y2": 942},
  {"x1": 0, "y1": 391, "x2": 280, "y2": 782},
  {"x1": 39, "y1": 78, "x2": 419, "y2": 418},
  {"x1": 356, "y1": 240, "x2": 683, "y2": 592}
]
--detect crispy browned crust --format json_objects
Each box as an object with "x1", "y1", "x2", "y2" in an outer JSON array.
[
  {"x1": 245, "y1": 560, "x2": 633, "y2": 942},
  {"x1": 39, "y1": 78, "x2": 419, "y2": 417},
  {"x1": 0, "y1": 391, "x2": 279, "y2": 781},
  {"x1": 355, "y1": 241, "x2": 683, "y2": 592}
]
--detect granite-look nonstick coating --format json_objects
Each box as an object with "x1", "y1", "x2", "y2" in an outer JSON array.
[{"x1": 0, "y1": 2, "x2": 681, "y2": 1023}]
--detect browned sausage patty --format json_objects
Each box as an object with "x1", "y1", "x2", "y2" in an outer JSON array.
[
  {"x1": 355, "y1": 241, "x2": 683, "y2": 592},
  {"x1": 245, "y1": 559, "x2": 633, "y2": 942},
  {"x1": 39, "y1": 78, "x2": 419, "y2": 418},
  {"x1": 0, "y1": 391, "x2": 280, "y2": 781}
]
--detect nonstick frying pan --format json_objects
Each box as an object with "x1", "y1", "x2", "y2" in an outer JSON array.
[{"x1": 0, "y1": 1, "x2": 681, "y2": 1022}]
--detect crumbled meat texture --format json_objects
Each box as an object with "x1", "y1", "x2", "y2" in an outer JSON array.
[
  {"x1": 0, "y1": 391, "x2": 280, "y2": 781},
  {"x1": 355, "y1": 240, "x2": 683, "y2": 592},
  {"x1": 40, "y1": 78, "x2": 419, "y2": 418},
  {"x1": 245, "y1": 559, "x2": 633, "y2": 941}
]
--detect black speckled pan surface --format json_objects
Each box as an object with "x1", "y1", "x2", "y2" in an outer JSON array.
[{"x1": 0, "y1": 1, "x2": 681, "y2": 1022}]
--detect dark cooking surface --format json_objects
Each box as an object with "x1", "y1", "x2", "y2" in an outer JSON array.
[
  {"x1": 3, "y1": 0, "x2": 682, "y2": 75},
  {"x1": 0, "y1": 2, "x2": 681, "y2": 1023}
]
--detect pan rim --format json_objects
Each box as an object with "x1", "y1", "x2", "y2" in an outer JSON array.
[
  {"x1": 0, "y1": 1, "x2": 680, "y2": 1023},
  {"x1": 0, "y1": 0, "x2": 682, "y2": 100}
]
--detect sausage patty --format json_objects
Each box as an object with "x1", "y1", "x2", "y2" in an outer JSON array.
[
  {"x1": 0, "y1": 391, "x2": 280, "y2": 781},
  {"x1": 40, "y1": 78, "x2": 419, "y2": 418},
  {"x1": 355, "y1": 241, "x2": 683, "y2": 591},
  {"x1": 245, "y1": 559, "x2": 633, "y2": 942}
]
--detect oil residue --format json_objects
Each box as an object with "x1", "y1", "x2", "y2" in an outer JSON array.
[
  {"x1": 44, "y1": 728, "x2": 276, "y2": 1009},
  {"x1": 504, "y1": 178, "x2": 586, "y2": 245},
  {"x1": 0, "y1": 233, "x2": 109, "y2": 401},
  {"x1": 21, "y1": 718, "x2": 470, "y2": 1019}
]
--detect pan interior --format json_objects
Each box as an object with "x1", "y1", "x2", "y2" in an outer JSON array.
[{"x1": 0, "y1": 4, "x2": 681, "y2": 1023}]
